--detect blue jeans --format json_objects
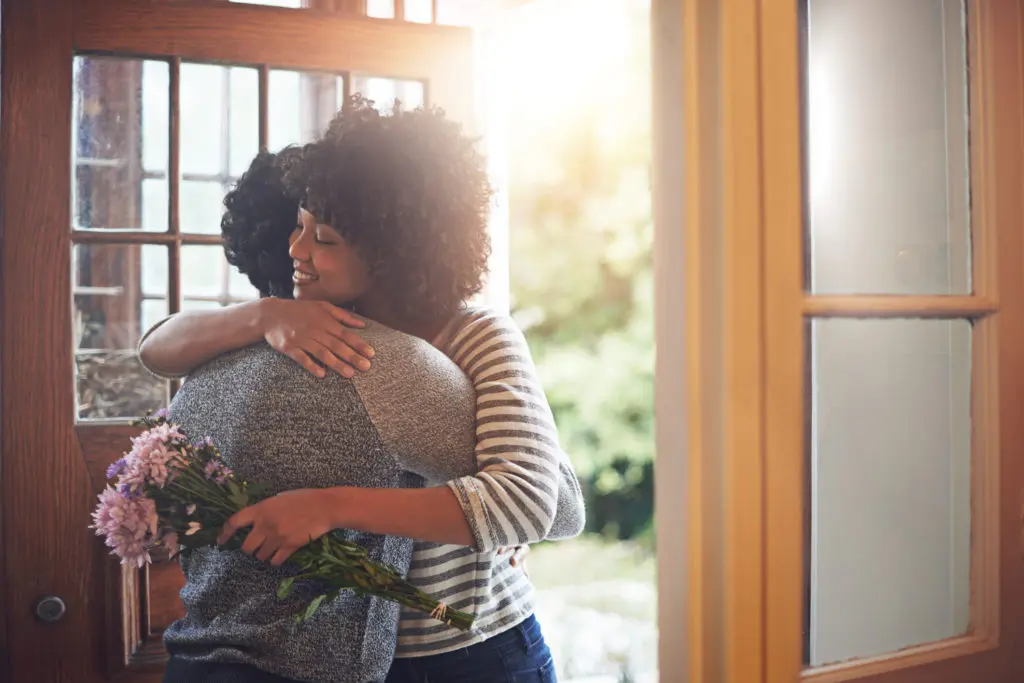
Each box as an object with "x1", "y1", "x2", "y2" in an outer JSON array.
[{"x1": 385, "y1": 614, "x2": 557, "y2": 683}]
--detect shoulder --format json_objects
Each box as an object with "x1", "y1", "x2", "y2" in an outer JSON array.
[
  {"x1": 359, "y1": 320, "x2": 452, "y2": 365},
  {"x1": 354, "y1": 321, "x2": 470, "y2": 394},
  {"x1": 449, "y1": 306, "x2": 528, "y2": 344}
]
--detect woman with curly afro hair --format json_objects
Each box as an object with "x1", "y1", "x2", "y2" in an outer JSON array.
[{"x1": 140, "y1": 96, "x2": 584, "y2": 682}]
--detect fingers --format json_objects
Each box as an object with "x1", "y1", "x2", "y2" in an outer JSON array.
[
  {"x1": 218, "y1": 508, "x2": 255, "y2": 545},
  {"x1": 336, "y1": 328, "x2": 375, "y2": 362},
  {"x1": 242, "y1": 529, "x2": 268, "y2": 557},
  {"x1": 508, "y1": 546, "x2": 530, "y2": 567},
  {"x1": 283, "y1": 348, "x2": 327, "y2": 378},
  {"x1": 304, "y1": 339, "x2": 356, "y2": 378},
  {"x1": 323, "y1": 302, "x2": 367, "y2": 329},
  {"x1": 255, "y1": 538, "x2": 279, "y2": 563},
  {"x1": 270, "y1": 545, "x2": 301, "y2": 567},
  {"x1": 319, "y1": 333, "x2": 373, "y2": 373}
]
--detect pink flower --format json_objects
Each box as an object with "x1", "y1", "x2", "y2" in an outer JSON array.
[
  {"x1": 91, "y1": 486, "x2": 159, "y2": 568},
  {"x1": 120, "y1": 424, "x2": 187, "y2": 492}
]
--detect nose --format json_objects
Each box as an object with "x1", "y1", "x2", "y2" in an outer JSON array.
[{"x1": 289, "y1": 225, "x2": 311, "y2": 262}]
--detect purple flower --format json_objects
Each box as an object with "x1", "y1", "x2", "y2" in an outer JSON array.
[
  {"x1": 202, "y1": 459, "x2": 232, "y2": 484},
  {"x1": 106, "y1": 457, "x2": 127, "y2": 480},
  {"x1": 91, "y1": 486, "x2": 159, "y2": 568},
  {"x1": 152, "y1": 408, "x2": 169, "y2": 420}
]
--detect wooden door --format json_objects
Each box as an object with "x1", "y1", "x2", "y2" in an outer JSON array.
[
  {"x1": 665, "y1": 0, "x2": 1024, "y2": 680},
  {"x1": 0, "y1": 1, "x2": 474, "y2": 680},
  {"x1": 759, "y1": 0, "x2": 1024, "y2": 681}
]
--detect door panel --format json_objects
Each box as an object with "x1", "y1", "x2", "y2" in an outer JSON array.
[
  {"x1": 1, "y1": 1, "x2": 475, "y2": 680},
  {"x1": 760, "y1": 0, "x2": 1024, "y2": 681}
]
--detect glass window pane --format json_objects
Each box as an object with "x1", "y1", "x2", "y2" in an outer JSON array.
[
  {"x1": 808, "y1": 318, "x2": 971, "y2": 665},
  {"x1": 367, "y1": 0, "x2": 395, "y2": 19},
  {"x1": 142, "y1": 178, "x2": 169, "y2": 233},
  {"x1": 229, "y1": 267, "x2": 262, "y2": 300},
  {"x1": 181, "y1": 180, "x2": 226, "y2": 235},
  {"x1": 181, "y1": 63, "x2": 225, "y2": 175},
  {"x1": 229, "y1": 67, "x2": 260, "y2": 177},
  {"x1": 351, "y1": 76, "x2": 425, "y2": 112},
  {"x1": 181, "y1": 244, "x2": 227, "y2": 299},
  {"x1": 142, "y1": 61, "x2": 170, "y2": 174},
  {"x1": 435, "y1": 0, "x2": 478, "y2": 26},
  {"x1": 141, "y1": 244, "x2": 168, "y2": 297},
  {"x1": 74, "y1": 243, "x2": 169, "y2": 421},
  {"x1": 72, "y1": 56, "x2": 169, "y2": 232},
  {"x1": 182, "y1": 299, "x2": 224, "y2": 312},
  {"x1": 269, "y1": 70, "x2": 346, "y2": 150},
  {"x1": 180, "y1": 244, "x2": 259, "y2": 304},
  {"x1": 805, "y1": 0, "x2": 970, "y2": 295},
  {"x1": 404, "y1": 0, "x2": 433, "y2": 23}
]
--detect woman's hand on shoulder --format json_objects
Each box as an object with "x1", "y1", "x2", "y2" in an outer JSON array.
[{"x1": 257, "y1": 298, "x2": 374, "y2": 378}]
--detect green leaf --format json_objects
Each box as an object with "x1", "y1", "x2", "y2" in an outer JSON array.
[
  {"x1": 226, "y1": 480, "x2": 248, "y2": 509},
  {"x1": 303, "y1": 594, "x2": 327, "y2": 621},
  {"x1": 277, "y1": 577, "x2": 296, "y2": 600}
]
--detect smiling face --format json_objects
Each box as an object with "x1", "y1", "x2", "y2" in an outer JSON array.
[{"x1": 287, "y1": 208, "x2": 373, "y2": 307}]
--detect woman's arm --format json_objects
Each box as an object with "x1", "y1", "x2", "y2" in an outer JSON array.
[
  {"x1": 547, "y1": 453, "x2": 587, "y2": 540},
  {"x1": 219, "y1": 309, "x2": 584, "y2": 557},
  {"x1": 138, "y1": 300, "x2": 264, "y2": 378},
  {"x1": 137, "y1": 298, "x2": 372, "y2": 378},
  {"x1": 325, "y1": 310, "x2": 584, "y2": 550}
]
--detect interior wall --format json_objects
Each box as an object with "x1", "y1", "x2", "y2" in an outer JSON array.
[{"x1": 806, "y1": 0, "x2": 972, "y2": 666}]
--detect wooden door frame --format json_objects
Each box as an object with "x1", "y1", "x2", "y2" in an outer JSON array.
[
  {"x1": 0, "y1": 2, "x2": 474, "y2": 680},
  {"x1": 656, "y1": 0, "x2": 1024, "y2": 681},
  {"x1": 762, "y1": 0, "x2": 1024, "y2": 681}
]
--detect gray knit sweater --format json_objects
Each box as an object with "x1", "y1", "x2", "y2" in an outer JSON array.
[{"x1": 163, "y1": 322, "x2": 477, "y2": 683}]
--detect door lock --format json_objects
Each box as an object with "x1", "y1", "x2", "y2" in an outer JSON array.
[{"x1": 34, "y1": 595, "x2": 67, "y2": 624}]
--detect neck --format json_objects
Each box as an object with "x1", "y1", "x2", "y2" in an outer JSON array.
[{"x1": 354, "y1": 296, "x2": 448, "y2": 346}]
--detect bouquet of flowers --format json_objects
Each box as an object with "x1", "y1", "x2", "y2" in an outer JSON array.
[{"x1": 91, "y1": 410, "x2": 473, "y2": 631}]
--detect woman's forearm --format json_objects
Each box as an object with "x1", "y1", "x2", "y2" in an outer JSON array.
[
  {"x1": 138, "y1": 300, "x2": 266, "y2": 377},
  {"x1": 324, "y1": 486, "x2": 474, "y2": 547}
]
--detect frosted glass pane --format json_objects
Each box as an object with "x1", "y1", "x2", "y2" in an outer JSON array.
[
  {"x1": 806, "y1": 0, "x2": 970, "y2": 294},
  {"x1": 809, "y1": 318, "x2": 971, "y2": 666}
]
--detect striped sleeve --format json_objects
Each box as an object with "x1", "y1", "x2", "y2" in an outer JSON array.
[
  {"x1": 444, "y1": 309, "x2": 565, "y2": 551},
  {"x1": 547, "y1": 451, "x2": 587, "y2": 540}
]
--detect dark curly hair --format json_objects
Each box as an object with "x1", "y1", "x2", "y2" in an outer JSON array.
[
  {"x1": 285, "y1": 95, "x2": 493, "y2": 328},
  {"x1": 221, "y1": 147, "x2": 301, "y2": 298}
]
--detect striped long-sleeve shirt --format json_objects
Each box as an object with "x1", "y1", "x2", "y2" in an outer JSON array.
[{"x1": 396, "y1": 306, "x2": 586, "y2": 657}]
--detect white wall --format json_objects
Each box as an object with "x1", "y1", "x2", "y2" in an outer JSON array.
[{"x1": 807, "y1": 0, "x2": 972, "y2": 666}]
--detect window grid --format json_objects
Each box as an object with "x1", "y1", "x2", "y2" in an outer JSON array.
[{"x1": 71, "y1": 49, "x2": 430, "y2": 412}]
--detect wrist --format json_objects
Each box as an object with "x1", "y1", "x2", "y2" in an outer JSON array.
[
  {"x1": 321, "y1": 486, "x2": 357, "y2": 529},
  {"x1": 251, "y1": 298, "x2": 277, "y2": 338}
]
